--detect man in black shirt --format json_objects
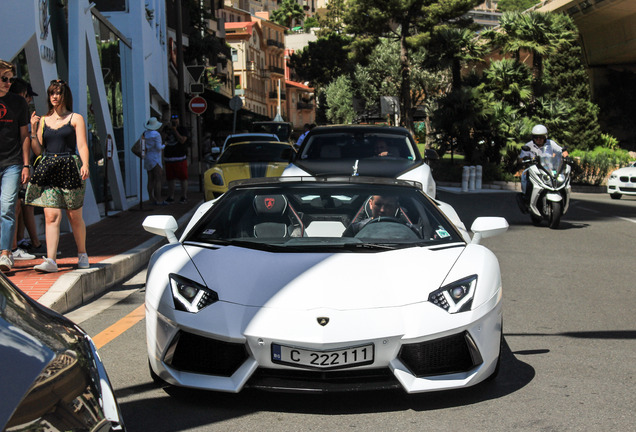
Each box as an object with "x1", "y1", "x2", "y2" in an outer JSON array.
[{"x1": 0, "y1": 59, "x2": 31, "y2": 272}]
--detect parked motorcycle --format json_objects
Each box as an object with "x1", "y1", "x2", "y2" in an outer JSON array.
[{"x1": 517, "y1": 144, "x2": 572, "y2": 229}]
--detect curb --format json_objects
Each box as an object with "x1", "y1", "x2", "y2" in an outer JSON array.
[{"x1": 39, "y1": 202, "x2": 202, "y2": 314}]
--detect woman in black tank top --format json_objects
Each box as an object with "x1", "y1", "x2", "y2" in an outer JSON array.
[{"x1": 25, "y1": 79, "x2": 91, "y2": 273}]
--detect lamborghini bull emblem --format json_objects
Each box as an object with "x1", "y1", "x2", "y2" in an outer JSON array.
[
  {"x1": 317, "y1": 317, "x2": 329, "y2": 326},
  {"x1": 264, "y1": 197, "x2": 275, "y2": 209}
]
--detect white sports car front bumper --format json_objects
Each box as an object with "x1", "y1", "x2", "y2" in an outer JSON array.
[{"x1": 146, "y1": 291, "x2": 502, "y2": 393}]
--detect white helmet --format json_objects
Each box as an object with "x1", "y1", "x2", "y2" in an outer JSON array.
[{"x1": 531, "y1": 124, "x2": 548, "y2": 138}]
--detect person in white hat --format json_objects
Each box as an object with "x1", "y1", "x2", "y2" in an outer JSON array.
[{"x1": 144, "y1": 117, "x2": 167, "y2": 205}]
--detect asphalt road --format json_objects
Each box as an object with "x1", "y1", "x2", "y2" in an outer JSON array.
[{"x1": 69, "y1": 189, "x2": 636, "y2": 432}]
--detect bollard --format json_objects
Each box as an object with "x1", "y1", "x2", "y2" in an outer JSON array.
[
  {"x1": 469, "y1": 165, "x2": 476, "y2": 191},
  {"x1": 462, "y1": 166, "x2": 469, "y2": 192},
  {"x1": 476, "y1": 165, "x2": 482, "y2": 189}
]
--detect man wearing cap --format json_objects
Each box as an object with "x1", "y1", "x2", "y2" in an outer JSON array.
[{"x1": 0, "y1": 60, "x2": 31, "y2": 272}]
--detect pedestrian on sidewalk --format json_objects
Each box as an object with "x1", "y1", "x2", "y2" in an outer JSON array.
[
  {"x1": 9, "y1": 77, "x2": 44, "y2": 260},
  {"x1": 144, "y1": 116, "x2": 167, "y2": 205},
  {"x1": 26, "y1": 79, "x2": 91, "y2": 273},
  {"x1": 163, "y1": 114, "x2": 190, "y2": 203},
  {"x1": 0, "y1": 60, "x2": 32, "y2": 273}
]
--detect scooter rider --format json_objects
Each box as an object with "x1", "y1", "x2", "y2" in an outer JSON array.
[{"x1": 517, "y1": 124, "x2": 568, "y2": 212}]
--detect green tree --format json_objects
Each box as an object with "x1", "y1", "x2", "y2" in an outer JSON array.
[
  {"x1": 343, "y1": 0, "x2": 479, "y2": 133},
  {"x1": 271, "y1": 0, "x2": 306, "y2": 29},
  {"x1": 317, "y1": 0, "x2": 346, "y2": 36},
  {"x1": 497, "y1": 0, "x2": 540, "y2": 12},
  {"x1": 324, "y1": 75, "x2": 356, "y2": 124},
  {"x1": 483, "y1": 11, "x2": 577, "y2": 111},
  {"x1": 426, "y1": 27, "x2": 484, "y2": 91},
  {"x1": 543, "y1": 22, "x2": 603, "y2": 151},
  {"x1": 288, "y1": 33, "x2": 353, "y2": 88}
]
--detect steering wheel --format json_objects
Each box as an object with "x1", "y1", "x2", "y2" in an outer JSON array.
[
  {"x1": 354, "y1": 217, "x2": 421, "y2": 240},
  {"x1": 365, "y1": 216, "x2": 403, "y2": 225}
]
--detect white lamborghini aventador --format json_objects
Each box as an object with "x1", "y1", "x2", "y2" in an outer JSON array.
[{"x1": 143, "y1": 177, "x2": 508, "y2": 394}]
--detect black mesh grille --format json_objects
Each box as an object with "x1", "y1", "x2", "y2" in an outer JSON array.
[
  {"x1": 166, "y1": 331, "x2": 248, "y2": 377},
  {"x1": 247, "y1": 368, "x2": 400, "y2": 392},
  {"x1": 398, "y1": 332, "x2": 481, "y2": 377}
]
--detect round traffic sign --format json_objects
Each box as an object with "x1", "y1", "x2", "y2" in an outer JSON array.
[
  {"x1": 229, "y1": 95, "x2": 243, "y2": 111},
  {"x1": 189, "y1": 96, "x2": 207, "y2": 115}
]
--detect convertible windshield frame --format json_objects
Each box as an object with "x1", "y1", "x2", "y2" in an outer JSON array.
[{"x1": 184, "y1": 180, "x2": 464, "y2": 251}]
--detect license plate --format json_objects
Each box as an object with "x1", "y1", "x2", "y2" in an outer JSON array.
[{"x1": 271, "y1": 343, "x2": 374, "y2": 370}]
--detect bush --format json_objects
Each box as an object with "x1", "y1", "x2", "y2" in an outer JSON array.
[{"x1": 570, "y1": 146, "x2": 631, "y2": 185}]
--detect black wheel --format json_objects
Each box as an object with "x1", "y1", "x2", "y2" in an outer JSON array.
[
  {"x1": 610, "y1": 193, "x2": 622, "y2": 200},
  {"x1": 548, "y1": 201, "x2": 562, "y2": 229}
]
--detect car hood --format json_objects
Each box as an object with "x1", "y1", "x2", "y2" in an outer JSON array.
[
  {"x1": 186, "y1": 244, "x2": 463, "y2": 310},
  {"x1": 215, "y1": 162, "x2": 289, "y2": 181},
  {"x1": 290, "y1": 159, "x2": 423, "y2": 178},
  {"x1": 611, "y1": 166, "x2": 636, "y2": 176}
]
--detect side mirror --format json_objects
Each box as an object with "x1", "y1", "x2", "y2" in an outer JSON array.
[
  {"x1": 143, "y1": 215, "x2": 179, "y2": 244},
  {"x1": 211, "y1": 147, "x2": 221, "y2": 155},
  {"x1": 470, "y1": 217, "x2": 509, "y2": 244}
]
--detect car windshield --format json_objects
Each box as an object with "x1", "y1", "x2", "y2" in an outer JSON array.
[
  {"x1": 299, "y1": 132, "x2": 418, "y2": 161},
  {"x1": 185, "y1": 182, "x2": 463, "y2": 251},
  {"x1": 217, "y1": 143, "x2": 291, "y2": 164}
]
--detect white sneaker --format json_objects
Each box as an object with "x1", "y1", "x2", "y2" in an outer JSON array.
[
  {"x1": 34, "y1": 258, "x2": 58, "y2": 273},
  {"x1": 12, "y1": 248, "x2": 36, "y2": 260},
  {"x1": 0, "y1": 255, "x2": 12, "y2": 272},
  {"x1": 78, "y1": 253, "x2": 89, "y2": 269}
]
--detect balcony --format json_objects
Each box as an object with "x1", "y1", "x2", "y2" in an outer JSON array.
[
  {"x1": 297, "y1": 102, "x2": 314, "y2": 110},
  {"x1": 269, "y1": 65, "x2": 285, "y2": 75},
  {"x1": 267, "y1": 39, "x2": 285, "y2": 49}
]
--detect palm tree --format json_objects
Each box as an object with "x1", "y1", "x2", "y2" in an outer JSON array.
[
  {"x1": 481, "y1": 58, "x2": 532, "y2": 107},
  {"x1": 428, "y1": 27, "x2": 485, "y2": 91},
  {"x1": 271, "y1": 0, "x2": 306, "y2": 29},
  {"x1": 483, "y1": 11, "x2": 576, "y2": 111}
]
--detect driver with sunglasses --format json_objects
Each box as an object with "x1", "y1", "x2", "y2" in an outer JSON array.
[{"x1": 0, "y1": 59, "x2": 31, "y2": 272}]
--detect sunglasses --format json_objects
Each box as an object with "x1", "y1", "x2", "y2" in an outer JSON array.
[
  {"x1": 0, "y1": 76, "x2": 16, "y2": 84},
  {"x1": 50, "y1": 79, "x2": 66, "y2": 85}
]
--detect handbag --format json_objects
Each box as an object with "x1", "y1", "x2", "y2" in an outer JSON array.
[{"x1": 131, "y1": 134, "x2": 144, "y2": 158}]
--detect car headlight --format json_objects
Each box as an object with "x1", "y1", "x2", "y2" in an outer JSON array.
[
  {"x1": 428, "y1": 275, "x2": 477, "y2": 313},
  {"x1": 170, "y1": 274, "x2": 218, "y2": 313},
  {"x1": 210, "y1": 172, "x2": 224, "y2": 186}
]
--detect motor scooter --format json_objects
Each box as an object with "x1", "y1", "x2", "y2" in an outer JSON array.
[{"x1": 517, "y1": 144, "x2": 572, "y2": 229}]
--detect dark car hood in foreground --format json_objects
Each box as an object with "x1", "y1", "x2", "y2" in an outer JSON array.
[
  {"x1": 293, "y1": 158, "x2": 423, "y2": 178},
  {"x1": 0, "y1": 276, "x2": 124, "y2": 431}
]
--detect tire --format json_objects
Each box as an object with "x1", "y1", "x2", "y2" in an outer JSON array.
[
  {"x1": 548, "y1": 201, "x2": 562, "y2": 229},
  {"x1": 610, "y1": 193, "x2": 622, "y2": 200}
]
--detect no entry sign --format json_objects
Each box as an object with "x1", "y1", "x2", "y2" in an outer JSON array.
[{"x1": 189, "y1": 96, "x2": 207, "y2": 115}]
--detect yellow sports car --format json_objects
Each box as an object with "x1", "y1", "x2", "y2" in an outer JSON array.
[{"x1": 204, "y1": 141, "x2": 296, "y2": 201}]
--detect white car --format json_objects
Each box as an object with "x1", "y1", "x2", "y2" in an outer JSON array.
[
  {"x1": 282, "y1": 125, "x2": 437, "y2": 198},
  {"x1": 607, "y1": 162, "x2": 636, "y2": 199},
  {"x1": 143, "y1": 177, "x2": 508, "y2": 394}
]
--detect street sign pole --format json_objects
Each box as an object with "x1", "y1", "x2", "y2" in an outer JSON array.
[{"x1": 229, "y1": 96, "x2": 243, "y2": 134}]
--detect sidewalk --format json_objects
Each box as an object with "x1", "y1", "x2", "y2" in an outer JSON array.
[{"x1": 5, "y1": 191, "x2": 204, "y2": 314}]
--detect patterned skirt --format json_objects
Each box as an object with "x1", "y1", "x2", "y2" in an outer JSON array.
[{"x1": 25, "y1": 154, "x2": 86, "y2": 210}]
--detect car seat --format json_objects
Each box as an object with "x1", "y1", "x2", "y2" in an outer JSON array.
[{"x1": 252, "y1": 194, "x2": 304, "y2": 238}]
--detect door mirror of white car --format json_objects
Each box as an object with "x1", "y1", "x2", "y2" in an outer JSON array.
[
  {"x1": 143, "y1": 215, "x2": 179, "y2": 244},
  {"x1": 470, "y1": 217, "x2": 509, "y2": 244}
]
